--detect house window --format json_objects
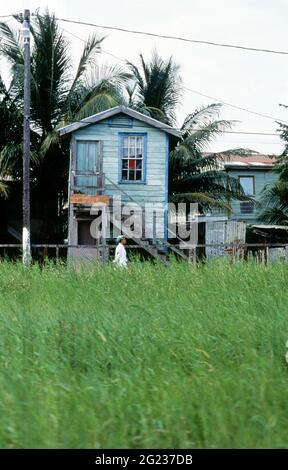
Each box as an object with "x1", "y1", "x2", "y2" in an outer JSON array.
[
  {"x1": 240, "y1": 202, "x2": 254, "y2": 214},
  {"x1": 239, "y1": 176, "x2": 255, "y2": 196},
  {"x1": 120, "y1": 134, "x2": 146, "y2": 182}
]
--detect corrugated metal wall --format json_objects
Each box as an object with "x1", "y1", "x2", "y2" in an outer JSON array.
[{"x1": 205, "y1": 220, "x2": 246, "y2": 257}]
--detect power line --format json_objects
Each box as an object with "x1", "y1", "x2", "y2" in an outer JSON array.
[
  {"x1": 57, "y1": 16, "x2": 288, "y2": 56},
  {"x1": 61, "y1": 25, "x2": 124, "y2": 62},
  {"x1": 210, "y1": 130, "x2": 279, "y2": 136},
  {"x1": 183, "y1": 87, "x2": 288, "y2": 125},
  {"x1": 216, "y1": 141, "x2": 283, "y2": 146},
  {"x1": 3, "y1": 12, "x2": 288, "y2": 57},
  {"x1": 61, "y1": 26, "x2": 288, "y2": 127},
  {"x1": 102, "y1": 49, "x2": 124, "y2": 61},
  {"x1": 61, "y1": 26, "x2": 85, "y2": 43},
  {"x1": 9, "y1": 19, "x2": 288, "y2": 128}
]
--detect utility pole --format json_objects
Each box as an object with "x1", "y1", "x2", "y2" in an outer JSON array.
[{"x1": 22, "y1": 9, "x2": 31, "y2": 267}]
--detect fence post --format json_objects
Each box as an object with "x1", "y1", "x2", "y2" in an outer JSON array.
[
  {"x1": 188, "y1": 247, "x2": 197, "y2": 265},
  {"x1": 102, "y1": 239, "x2": 108, "y2": 264},
  {"x1": 266, "y1": 246, "x2": 269, "y2": 265},
  {"x1": 43, "y1": 246, "x2": 48, "y2": 260},
  {"x1": 101, "y1": 206, "x2": 109, "y2": 264},
  {"x1": 240, "y1": 244, "x2": 245, "y2": 262},
  {"x1": 261, "y1": 249, "x2": 265, "y2": 265},
  {"x1": 232, "y1": 244, "x2": 236, "y2": 264}
]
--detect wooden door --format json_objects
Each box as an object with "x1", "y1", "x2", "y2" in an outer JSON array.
[
  {"x1": 74, "y1": 141, "x2": 102, "y2": 194},
  {"x1": 78, "y1": 220, "x2": 96, "y2": 245}
]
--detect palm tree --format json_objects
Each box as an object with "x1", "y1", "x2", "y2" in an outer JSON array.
[
  {"x1": 258, "y1": 180, "x2": 288, "y2": 225},
  {"x1": 257, "y1": 112, "x2": 288, "y2": 225},
  {"x1": 127, "y1": 50, "x2": 181, "y2": 125},
  {"x1": 0, "y1": 10, "x2": 130, "y2": 240},
  {"x1": 128, "y1": 53, "x2": 249, "y2": 213},
  {"x1": 258, "y1": 148, "x2": 288, "y2": 225},
  {"x1": 169, "y1": 104, "x2": 252, "y2": 212}
]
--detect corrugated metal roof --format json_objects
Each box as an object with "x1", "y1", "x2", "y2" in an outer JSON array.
[
  {"x1": 226, "y1": 161, "x2": 247, "y2": 166},
  {"x1": 224, "y1": 154, "x2": 276, "y2": 168}
]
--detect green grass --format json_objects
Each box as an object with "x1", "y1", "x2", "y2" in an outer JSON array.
[{"x1": 0, "y1": 259, "x2": 288, "y2": 448}]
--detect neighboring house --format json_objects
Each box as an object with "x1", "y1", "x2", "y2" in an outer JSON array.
[
  {"x1": 214, "y1": 154, "x2": 278, "y2": 224},
  {"x1": 59, "y1": 106, "x2": 181, "y2": 260}
]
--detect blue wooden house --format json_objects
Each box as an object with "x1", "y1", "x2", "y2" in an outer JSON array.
[
  {"x1": 213, "y1": 154, "x2": 278, "y2": 224},
  {"x1": 225, "y1": 154, "x2": 278, "y2": 224},
  {"x1": 59, "y1": 106, "x2": 181, "y2": 260}
]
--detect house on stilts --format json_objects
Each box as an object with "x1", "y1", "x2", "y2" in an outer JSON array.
[{"x1": 59, "y1": 106, "x2": 183, "y2": 262}]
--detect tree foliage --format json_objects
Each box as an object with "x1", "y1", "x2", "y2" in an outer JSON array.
[
  {"x1": 0, "y1": 10, "x2": 130, "y2": 237},
  {"x1": 257, "y1": 106, "x2": 288, "y2": 225},
  {"x1": 0, "y1": 14, "x2": 253, "y2": 234}
]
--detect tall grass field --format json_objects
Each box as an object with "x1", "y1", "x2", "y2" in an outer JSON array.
[{"x1": 0, "y1": 259, "x2": 287, "y2": 448}]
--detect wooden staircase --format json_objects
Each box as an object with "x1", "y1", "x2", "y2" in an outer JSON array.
[
  {"x1": 109, "y1": 208, "x2": 190, "y2": 264},
  {"x1": 110, "y1": 213, "x2": 169, "y2": 264},
  {"x1": 88, "y1": 175, "x2": 191, "y2": 264}
]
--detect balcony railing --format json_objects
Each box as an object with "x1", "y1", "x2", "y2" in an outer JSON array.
[{"x1": 71, "y1": 171, "x2": 105, "y2": 195}]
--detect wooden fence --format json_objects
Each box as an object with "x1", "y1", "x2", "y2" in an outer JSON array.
[{"x1": 1, "y1": 243, "x2": 288, "y2": 264}]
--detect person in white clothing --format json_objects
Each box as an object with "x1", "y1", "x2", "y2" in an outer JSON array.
[{"x1": 114, "y1": 235, "x2": 128, "y2": 268}]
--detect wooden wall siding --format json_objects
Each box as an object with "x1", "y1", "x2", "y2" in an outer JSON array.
[
  {"x1": 229, "y1": 169, "x2": 278, "y2": 221},
  {"x1": 72, "y1": 117, "x2": 167, "y2": 205},
  {"x1": 71, "y1": 116, "x2": 167, "y2": 239},
  {"x1": 211, "y1": 169, "x2": 278, "y2": 223},
  {"x1": 108, "y1": 115, "x2": 133, "y2": 127}
]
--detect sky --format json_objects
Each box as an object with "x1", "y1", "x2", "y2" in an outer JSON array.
[{"x1": 1, "y1": 0, "x2": 288, "y2": 155}]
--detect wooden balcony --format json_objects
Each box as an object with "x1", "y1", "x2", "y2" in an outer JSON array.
[{"x1": 70, "y1": 170, "x2": 107, "y2": 205}]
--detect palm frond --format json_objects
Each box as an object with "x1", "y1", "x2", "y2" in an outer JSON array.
[
  {"x1": 128, "y1": 50, "x2": 182, "y2": 125},
  {"x1": 40, "y1": 129, "x2": 60, "y2": 157},
  {"x1": 257, "y1": 179, "x2": 288, "y2": 225},
  {"x1": 258, "y1": 207, "x2": 288, "y2": 225},
  {"x1": 216, "y1": 148, "x2": 260, "y2": 158},
  {"x1": 74, "y1": 92, "x2": 120, "y2": 120},
  {"x1": 259, "y1": 180, "x2": 288, "y2": 210},
  {"x1": 31, "y1": 11, "x2": 71, "y2": 134},
  {"x1": 0, "y1": 22, "x2": 23, "y2": 64},
  {"x1": 64, "y1": 33, "x2": 105, "y2": 111},
  {"x1": 181, "y1": 120, "x2": 235, "y2": 151},
  {"x1": 181, "y1": 103, "x2": 224, "y2": 133},
  {"x1": 170, "y1": 192, "x2": 232, "y2": 211},
  {"x1": 0, "y1": 180, "x2": 8, "y2": 198},
  {"x1": 0, "y1": 142, "x2": 22, "y2": 177},
  {"x1": 172, "y1": 170, "x2": 245, "y2": 194},
  {"x1": 72, "y1": 64, "x2": 130, "y2": 120}
]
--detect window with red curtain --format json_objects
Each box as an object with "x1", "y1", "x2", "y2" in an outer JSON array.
[{"x1": 121, "y1": 135, "x2": 145, "y2": 182}]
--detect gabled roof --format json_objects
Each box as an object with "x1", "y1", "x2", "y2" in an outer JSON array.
[{"x1": 58, "y1": 105, "x2": 181, "y2": 138}]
